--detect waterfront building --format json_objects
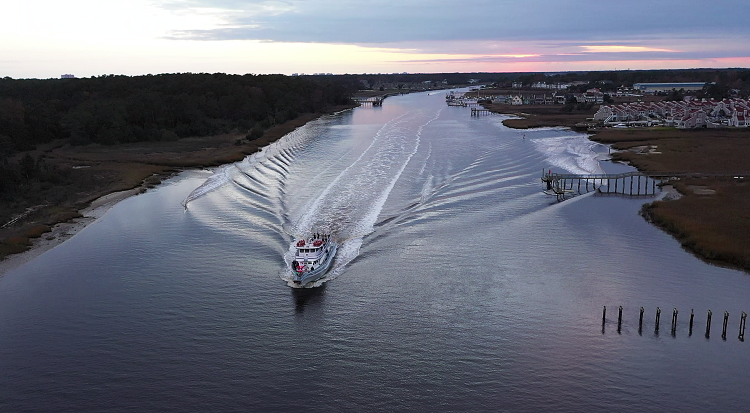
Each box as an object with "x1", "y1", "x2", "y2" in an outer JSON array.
[{"x1": 593, "y1": 98, "x2": 750, "y2": 128}]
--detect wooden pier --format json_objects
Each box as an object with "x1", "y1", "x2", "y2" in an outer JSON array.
[
  {"x1": 471, "y1": 108, "x2": 493, "y2": 116},
  {"x1": 541, "y1": 170, "x2": 748, "y2": 201},
  {"x1": 353, "y1": 96, "x2": 385, "y2": 107}
]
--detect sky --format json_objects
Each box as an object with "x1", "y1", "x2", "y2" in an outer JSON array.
[{"x1": 2, "y1": 0, "x2": 750, "y2": 78}]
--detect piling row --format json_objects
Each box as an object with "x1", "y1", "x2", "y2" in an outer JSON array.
[{"x1": 601, "y1": 306, "x2": 747, "y2": 341}]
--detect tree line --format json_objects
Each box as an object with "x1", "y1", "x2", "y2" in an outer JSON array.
[
  {"x1": 0, "y1": 73, "x2": 358, "y2": 154},
  {"x1": 0, "y1": 73, "x2": 360, "y2": 200}
]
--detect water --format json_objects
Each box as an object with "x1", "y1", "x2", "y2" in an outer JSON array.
[{"x1": 1, "y1": 91, "x2": 749, "y2": 412}]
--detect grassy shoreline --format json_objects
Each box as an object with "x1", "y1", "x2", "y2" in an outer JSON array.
[
  {"x1": 0, "y1": 104, "x2": 356, "y2": 262},
  {"x1": 485, "y1": 104, "x2": 750, "y2": 273}
]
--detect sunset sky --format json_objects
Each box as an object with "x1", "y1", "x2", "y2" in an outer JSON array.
[{"x1": 3, "y1": 0, "x2": 750, "y2": 78}]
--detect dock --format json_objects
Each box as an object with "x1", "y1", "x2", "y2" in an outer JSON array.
[
  {"x1": 353, "y1": 96, "x2": 386, "y2": 107},
  {"x1": 470, "y1": 108, "x2": 493, "y2": 116},
  {"x1": 541, "y1": 170, "x2": 747, "y2": 201}
]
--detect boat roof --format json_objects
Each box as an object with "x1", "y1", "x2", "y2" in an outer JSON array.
[{"x1": 295, "y1": 236, "x2": 329, "y2": 249}]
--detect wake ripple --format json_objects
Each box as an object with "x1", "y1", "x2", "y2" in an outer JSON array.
[{"x1": 283, "y1": 108, "x2": 443, "y2": 287}]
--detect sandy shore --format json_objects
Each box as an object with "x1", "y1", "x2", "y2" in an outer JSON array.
[{"x1": 0, "y1": 188, "x2": 140, "y2": 276}]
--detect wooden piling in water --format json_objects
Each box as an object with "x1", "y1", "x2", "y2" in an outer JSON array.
[
  {"x1": 598, "y1": 305, "x2": 745, "y2": 341},
  {"x1": 639, "y1": 307, "x2": 644, "y2": 333},
  {"x1": 637, "y1": 175, "x2": 642, "y2": 195},
  {"x1": 689, "y1": 309, "x2": 694, "y2": 336}
]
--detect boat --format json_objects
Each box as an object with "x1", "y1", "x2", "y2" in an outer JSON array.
[{"x1": 291, "y1": 234, "x2": 338, "y2": 285}]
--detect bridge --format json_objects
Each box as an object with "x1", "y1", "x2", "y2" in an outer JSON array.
[{"x1": 541, "y1": 170, "x2": 748, "y2": 201}]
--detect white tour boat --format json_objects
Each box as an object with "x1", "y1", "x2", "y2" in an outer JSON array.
[{"x1": 291, "y1": 234, "x2": 338, "y2": 285}]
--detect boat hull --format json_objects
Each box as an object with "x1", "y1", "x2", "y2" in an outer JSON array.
[{"x1": 292, "y1": 242, "x2": 338, "y2": 286}]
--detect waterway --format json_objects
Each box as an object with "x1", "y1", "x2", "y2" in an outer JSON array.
[{"x1": 1, "y1": 91, "x2": 749, "y2": 412}]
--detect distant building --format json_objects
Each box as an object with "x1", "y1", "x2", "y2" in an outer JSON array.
[
  {"x1": 61, "y1": 74, "x2": 75, "y2": 79},
  {"x1": 632, "y1": 82, "x2": 706, "y2": 93}
]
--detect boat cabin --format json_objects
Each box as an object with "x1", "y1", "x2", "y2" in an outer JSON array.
[{"x1": 294, "y1": 235, "x2": 330, "y2": 272}]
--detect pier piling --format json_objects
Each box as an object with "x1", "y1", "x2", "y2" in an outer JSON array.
[
  {"x1": 639, "y1": 307, "x2": 644, "y2": 334},
  {"x1": 689, "y1": 309, "x2": 694, "y2": 336},
  {"x1": 600, "y1": 305, "x2": 746, "y2": 342}
]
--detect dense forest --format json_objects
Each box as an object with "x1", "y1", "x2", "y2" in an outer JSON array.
[
  {"x1": 0, "y1": 73, "x2": 361, "y2": 203},
  {"x1": 0, "y1": 73, "x2": 358, "y2": 154}
]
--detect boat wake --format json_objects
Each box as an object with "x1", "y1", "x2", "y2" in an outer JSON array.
[
  {"x1": 180, "y1": 123, "x2": 322, "y2": 209},
  {"x1": 282, "y1": 108, "x2": 443, "y2": 287},
  {"x1": 531, "y1": 134, "x2": 604, "y2": 175},
  {"x1": 181, "y1": 165, "x2": 234, "y2": 209}
]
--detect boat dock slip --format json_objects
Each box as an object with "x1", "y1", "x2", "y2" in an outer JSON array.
[{"x1": 541, "y1": 170, "x2": 749, "y2": 201}]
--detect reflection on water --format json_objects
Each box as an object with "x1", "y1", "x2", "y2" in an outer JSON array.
[{"x1": 292, "y1": 283, "x2": 327, "y2": 313}]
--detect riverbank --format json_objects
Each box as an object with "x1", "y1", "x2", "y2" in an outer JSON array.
[
  {"x1": 0, "y1": 104, "x2": 356, "y2": 273},
  {"x1": 487, "y1": 104, "x2": 750, "y2": 273}
]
